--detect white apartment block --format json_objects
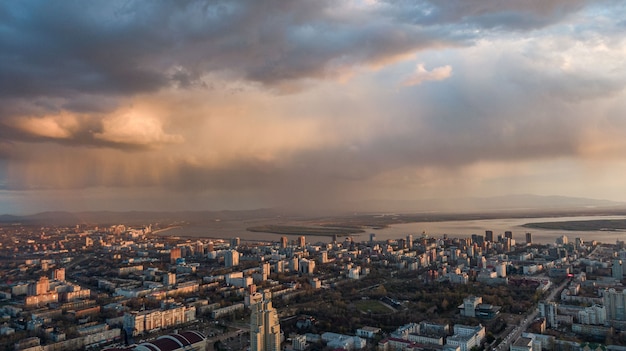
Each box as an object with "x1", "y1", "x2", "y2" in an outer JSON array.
[
  {"x1": 123, "y1": 305, "x2": 196, "y2": 336},
  {"x1": 445, "y1": 324, "x2": 485, "y2": 351}
]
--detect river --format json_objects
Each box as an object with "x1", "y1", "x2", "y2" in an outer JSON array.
[
  {"x1": 366, "y1": 215, "x2": 626, "y2": 245},
  {"x1": 157, "y1": 215, "x2": 626, "y2": 245}
]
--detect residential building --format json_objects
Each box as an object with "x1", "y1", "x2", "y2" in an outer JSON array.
[
  {"x1": 225, "y1": 249, "x2": 240, "y2": 267},
  {"x1": 603, "y1": 288, "x2": 626, "y2": 321},
  {"x1": 250, "y1": 292, "x2": 281, "y2": 351}
]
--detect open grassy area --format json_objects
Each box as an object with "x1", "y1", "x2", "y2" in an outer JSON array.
[{"x1": 354, "y1": 299, "x2": 394, "y2": 314}]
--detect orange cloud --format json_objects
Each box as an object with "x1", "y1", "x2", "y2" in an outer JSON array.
[
  {"x1": 10, "y1": 114, "x2": 78, "y2": 139},
  {"x1": 94, "y1": 110, "x2": 183, "y2": 146}
]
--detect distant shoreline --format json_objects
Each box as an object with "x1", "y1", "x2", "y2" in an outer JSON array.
[
  {"x1": 247, "y1": 224, "x2": 364, "y2": 237},
  {"x1": 522, "y1": 219, "x2": 626, "y2": 232},
  {"x1": 152, "y1": 226, "x2": 182, "y2": 235}
]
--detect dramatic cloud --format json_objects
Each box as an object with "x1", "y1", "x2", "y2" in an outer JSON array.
[
  {"x1": 1, "y1": 0, "x2": 626, "y2": 213},
  {"x1": 402, "y1": 64, "x2": 452, "y2": 86},
  {"x1": 9, "y1": 114, "x2": 78, "y2": 139},
  {"x1": 95, "y1": 112, "x2": 183, "y2": 146}
]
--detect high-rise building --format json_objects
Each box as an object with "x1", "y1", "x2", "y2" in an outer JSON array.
[
  {"x1": 164, "y1": 272, "x2": 176, "y2": 287},
  {"x1": 578, "y1": 305, "x2": 606, "y2": 325},
  {"x1": 231, "y1": 237, "x2": 241, "y2": 248},
  {"x1": 538, "y1": 301, "x2": 558, "y2": 328},
  {"x1": 503, "y1": 238, "x2": 512, "y2": 252},
  {"x1": 52, "y1": 268, "x2": 65, "y2": 282},
  {"x1": 613, "y1": 260, "x2": 624, "y2": 281},
  {"x1": 406, "y1": 235, "x2": 413, "y2": 250},
  {"x1": 260, "y1": 262, "x2": 271, "y2": 280},
  {"x1": 320, "y1": 251, "x2": 329, "y2": 264},
  {"x1": 485, "y1": 231, "x2": 494, "y2": 243},
  {"x1": 556, "y1": 235, "x2": 568, "y2": 245},
  {"x1": 370, "y1": 233, "x2": 376, "y2": 243},
  {"x1": 471, "y1": 234, "x2": 484, "y2": 245},
  {"x1": 450, "y1": 247, "x2": 459, "y2": 261},
  {"x1": 604, "y1": 288, "x2": 626, "y2": 321},
  {"x1": 299, "y1": 258, "x2": 315, "y2": 274},
  {"x1": 504, "y1": 231, "x2": 513, "y2": 239},
  {"x1": 290, "y1": 257, "x2": 299, "y2": 272},
  {"x1": 28, "y1": 276, "x2": 50, "y2": 296},
  {"x1": 398, "y1": 239, "x2": 407, "y2": 250},
  {"x1": 525, "y1": 233, "x2": 532, "y2": 245},
  {"x1": 495, "y1": 262, "x2": 507, "y2": 278},
  {"x1": 280, "y1": 236, "x2": 288, "y2": 249},
  {"x1": 575, "y1": 237, "x2": 583, "y2": 249},
  {"x1": 298, "y1": 236, "x2": 306, "y2": 248},
  {"x1": 250, "y1": 292, "x2": 281, "y2": 351},
  {"x1": 225, "y1": 250, "x2": 240, "y2": 267},
  {"x1": 170, "y1": 247, "x2": 181, "y2": 264},
  {"x1": 195, "y1": 241, "x2": 204, "y2": 255}
]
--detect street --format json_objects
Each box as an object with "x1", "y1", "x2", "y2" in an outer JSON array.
[{"x1": 495, "y1": 278, "x2": 568, "y2": 351}]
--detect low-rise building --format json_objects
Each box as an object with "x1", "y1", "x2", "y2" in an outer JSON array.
[{"x1": 445, "y1": 324, "x2": 485, "y2": 351}]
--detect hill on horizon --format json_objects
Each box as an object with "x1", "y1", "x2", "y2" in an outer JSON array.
[{"x1": 1, "y1": 194, "x2": 625, "y2": 226}]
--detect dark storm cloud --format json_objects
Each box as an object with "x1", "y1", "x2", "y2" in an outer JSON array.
[
  {"x1": 0, "y1": 0, "x2": 597, "y2": 102},
  {"x1": 2, "y1": 0, "x2": 626, "y2": 212},
  {"x1": 0, "y1": 1, "x2": 604, "y2": 138},
  {"x1": 0, "y1": 0, "x2": 464, "y2": 148}
]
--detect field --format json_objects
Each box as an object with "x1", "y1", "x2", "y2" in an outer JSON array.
[{"x1": 354, "y1": 299, "x2": 394, "y2": 314}]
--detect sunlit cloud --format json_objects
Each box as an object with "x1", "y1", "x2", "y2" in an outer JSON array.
[
  {"x1": 94, "y1": 111, "x2": 183, "y2": 147},
  {"x1": 402, "y1": 63, "x2": 452, "y2": 86},
  {"x1": 9, "y1": 114, "x2": 78, "y2": 139},
  {"x1": 1, "y1": 0, "x2": 626, "y2": 213}
]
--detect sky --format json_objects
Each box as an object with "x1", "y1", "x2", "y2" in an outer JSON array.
[{"x1": 1, "y1": 0, "x2": 626, "y2": 215}]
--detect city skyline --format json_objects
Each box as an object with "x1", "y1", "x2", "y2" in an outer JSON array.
[{"x1": 1, "y1": 1, "x2": 626, "y2": 214}]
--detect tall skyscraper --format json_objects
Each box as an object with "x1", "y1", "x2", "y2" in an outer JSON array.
[
  {"x1": 195, "y1": 241, "x2": 205, "y2": 255},
  {"x1": 406, "y1": 234, "x2": 413, "y2": 250},
  {"x1": 538, "y1": 301, "x2": 558, "y2": 328},
  {"x1": 250, "y1": 292, "x2": 281, "y2": 351},
  {"x1": 485, "y1": 230, "x2": 494, "y2": 242},
  {"x1": 613, "y1": 260, "x2": 624, "y2": 281},
  {"x1": 260, "y1": 262, "x2": 271, "y2": 280},
  {"x1": 471, "y1": 234, "x2": 484, "y2": 245},
  {"x1": 398, "y1": 238, "x2": 407, "y2": 250},
  {"x1": 503, "y1": 237, "x2": 512, "y2": 252},
  {"x1": 525, "y1": 232, "x2": 532, "y2": 245},
  {"x1": 280, "y1": 236, "x2": 288, "y2": 249},
  {"x1": 225, "y1": 250, "x2": 240, "y2": 267},
  {"x1": 504, "y1": 231, "x2": 513, "y2": 239},
  {"x1": 170, "y1": 247, "x2": 181, "y2": 264},
  {"x1": 604, "y1": 288, "x2": 626, "y2": 321},
  {"x1": 298, "y1": 236, "x2": 306, "y2": 248},
  {"x1": 231, "y1": 237, "x2": 241, "y2": 248}
]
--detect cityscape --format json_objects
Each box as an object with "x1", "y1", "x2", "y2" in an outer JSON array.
[
  {"x1": 2, "y1": 1, "x2": 626, "y2": 351},
  {"x1": 1, "y1": 216, "x2": 626, "y2": 351}
]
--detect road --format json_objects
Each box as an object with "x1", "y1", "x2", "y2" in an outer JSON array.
[
  {"x1": 205, "y1": 328, "x2": 248, "y2": 351},
  {"x1": 496, "y1": 279, "x2": 568, "y2": 351}
]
